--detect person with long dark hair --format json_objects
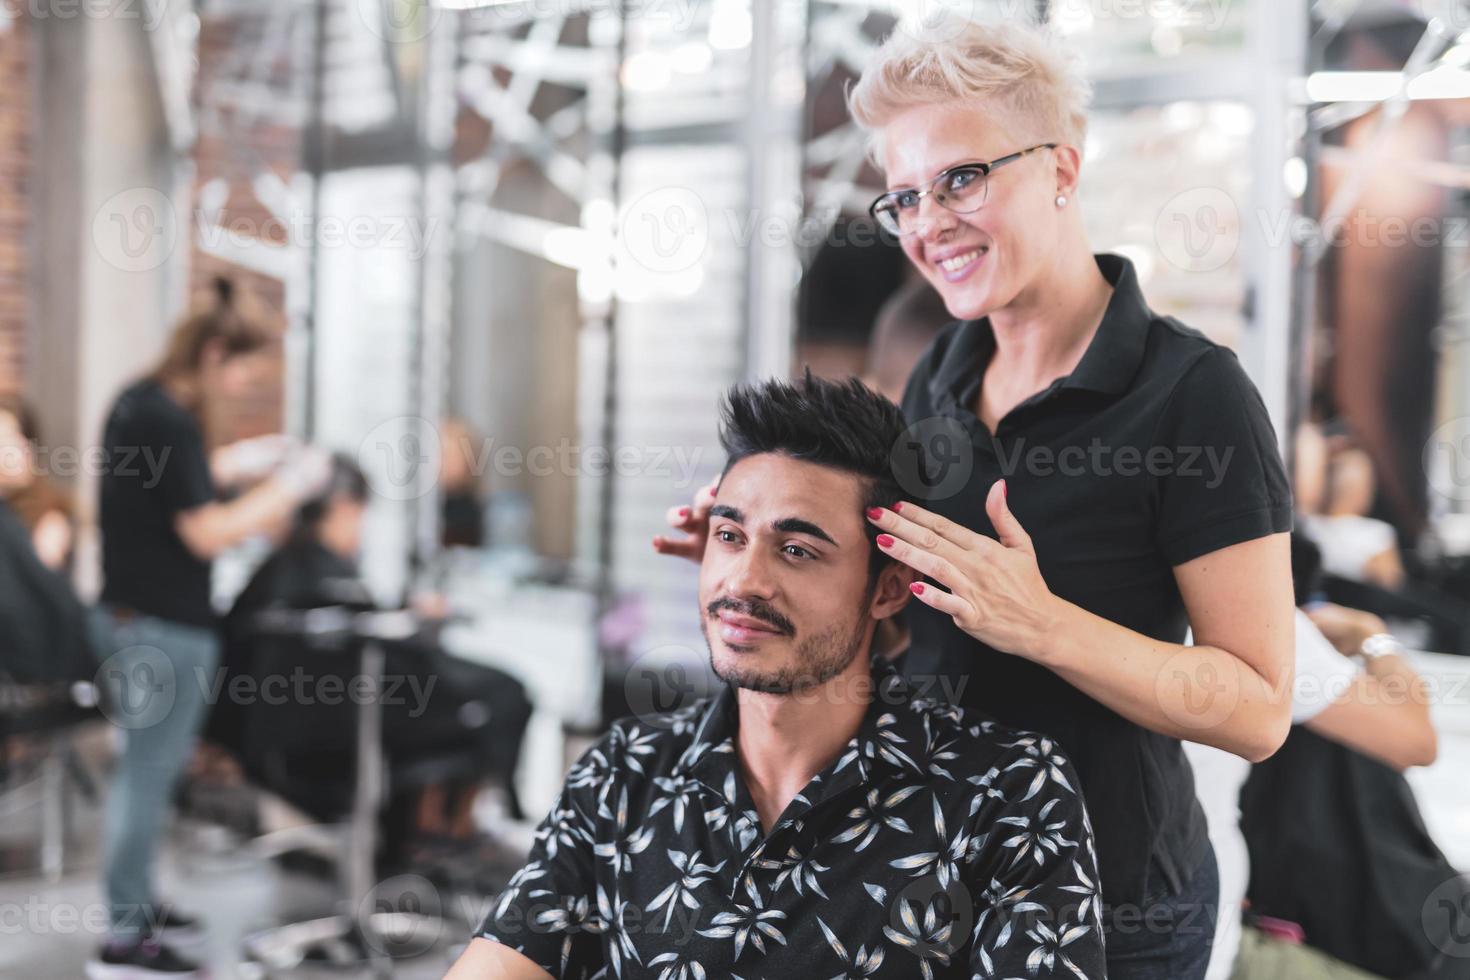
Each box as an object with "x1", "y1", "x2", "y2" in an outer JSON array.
[{"x1": 88, "y1": 279, "x2": 330, "y2": 980}]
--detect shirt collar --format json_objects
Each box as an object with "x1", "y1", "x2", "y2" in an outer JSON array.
[
  {"x1": 672, "y1": 655, "x2": 935, "y2": 803},
  {"x1": 927, "y1": 251, "x2": 1152, "y2": 409}
]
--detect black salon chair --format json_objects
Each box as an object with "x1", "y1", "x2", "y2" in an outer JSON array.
[
  {"x1": 0, "y1": 679, "x2": 99, "y2": 880},
  {"x1": 233, "y1": 606, "x2": 487, "y2": 977}
]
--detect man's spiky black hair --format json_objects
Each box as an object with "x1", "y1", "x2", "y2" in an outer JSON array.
[{"x1": 718, "y1": 369, "x2": 907, "y2": 576}]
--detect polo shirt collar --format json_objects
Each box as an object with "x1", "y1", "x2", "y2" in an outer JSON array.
[{"x1": 927, "y1": 252, "x2": 1152, "y2": 410}]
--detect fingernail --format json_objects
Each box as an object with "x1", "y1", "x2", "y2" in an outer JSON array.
[
  {"x1": 892, "y1": 502, "x2": 904, "y2": 512},
  {"x1": 910, "y1": 583, "x2": 925, "y2": 596},
  {"x1": 707, "y1": 487, "x2": 716, "y2": 497},
  {"x1": 876, "y1": 534, "x2": 894, "y2": 548},
  {"x1": 866, "y1": 507, "x2": 884, "y2": 520},
  {"x1": 1001, "y1": 479, "x2": 1008, "y2": 500},
  {"x1": 678, "y1": 507, "x2": 690, "y2": 518}
]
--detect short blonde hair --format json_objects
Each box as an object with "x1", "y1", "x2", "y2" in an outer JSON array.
[{"x1": 847, "y1": 12, "x2": 1092, "y2": 170}]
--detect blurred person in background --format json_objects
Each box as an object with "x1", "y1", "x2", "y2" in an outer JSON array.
[
  {"x1": 440, "y1": 416, "x2": 487, "y2": 550},
  {"x1": 1295, "y1": 420, "x2": 1405, "y2": 590},
  {"x1": 0, "y1": 397, "x2": 95, "y2": 697},
  {"x1": 860, "y1": 279, "x2": 952, "y2": 665},
  {"x1": 1188, "y1": 568, "x2": 1437, "y2": 979},
  {"x1": 660, "y1": 17, "x2": 1294, "y2": 979},
  {"x1": 1220, "y1": 532, "x2": 1461, "y2": 980},
  {"x1": 860, "y1": 276, "x2": 952, "y2": 406},
  {"x1": 0, "y1": 396, "x2": 78, "y2": 572},
  {"x1": 219, "y1": 455, "x2": 533, "y2": 873},
  {"x1": 88, "y1": 278, "x2": 332, "y2": 980}
]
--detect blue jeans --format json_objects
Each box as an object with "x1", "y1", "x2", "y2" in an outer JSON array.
[
  {"x1": 89, "y1": 606, "x2": 220, "y2": 941},
  {"x1": 1104, "y1": 846, "x2": 1220, "y2": 980}
]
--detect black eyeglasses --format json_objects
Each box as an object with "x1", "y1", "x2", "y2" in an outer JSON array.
[{"x1": 868, "y1": 143, "x2": 1058, "y2": 237}]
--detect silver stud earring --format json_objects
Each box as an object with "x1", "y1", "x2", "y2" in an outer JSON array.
[{"x1": 1055, "y1": 194, "x2": 1068, "y2": 208}]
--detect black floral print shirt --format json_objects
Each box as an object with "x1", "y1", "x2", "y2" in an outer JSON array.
[{"x1": 477, "y1": 658, "x2": 1107, "y2": 979}]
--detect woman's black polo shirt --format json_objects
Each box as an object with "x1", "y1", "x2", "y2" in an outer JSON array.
[{"x1": 896, "y1": 252, "x2": 1293, "y2": 909}]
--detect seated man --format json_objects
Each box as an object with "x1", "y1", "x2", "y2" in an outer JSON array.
[{"x1": 447, "y1": 375, "x2": 1105, "y2": 980}]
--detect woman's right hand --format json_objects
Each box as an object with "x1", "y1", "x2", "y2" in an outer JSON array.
[{"x1": 651, "y1": 477, "x2": 719, "y2": 564}]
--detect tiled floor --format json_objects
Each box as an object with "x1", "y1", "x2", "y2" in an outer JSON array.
[{"x1": 0, "y1": 750, "x2": 485, "y2": 980}]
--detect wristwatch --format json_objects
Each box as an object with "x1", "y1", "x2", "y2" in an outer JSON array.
[{"x1": 1359, "y1": 632, "x2": 1403, "y2": 661}]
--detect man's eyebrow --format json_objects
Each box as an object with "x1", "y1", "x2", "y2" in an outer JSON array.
[
  {"x1": 774, "y1": 517, "x2": 838, "y2": 546},
  {"x1": 709, "y1": 504, "x2": 743, "y2": 522},
  {"x1": 710, "y1": 505, "x2": 838, "y2": 546}
]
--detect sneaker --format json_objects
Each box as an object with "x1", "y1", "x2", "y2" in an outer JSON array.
[{"x1": 85, "y1": 937, "x2": 205, "y2": 979}]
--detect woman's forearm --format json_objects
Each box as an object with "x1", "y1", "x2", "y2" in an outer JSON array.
[{"x1": 1040, "y1": 597, "x2": 1292, "y2": 761}]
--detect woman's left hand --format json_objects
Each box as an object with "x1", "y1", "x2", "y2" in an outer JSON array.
[{"x1": 867, "y1": 479, "x2": 1063, "y2": 663}]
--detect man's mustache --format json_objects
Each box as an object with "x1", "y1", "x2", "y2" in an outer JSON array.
[{"x1": 706, "y1": 597, "x2": 795, "y2": 636}]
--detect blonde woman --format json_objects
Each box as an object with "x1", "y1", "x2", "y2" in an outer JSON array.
[{"x1": 655, "y1": 15, "x2": 1297, "y2": 980}]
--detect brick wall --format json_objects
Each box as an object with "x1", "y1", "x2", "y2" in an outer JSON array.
[
  {"x1": 190, "y1": 9, "x2": 300, "y2": 444},
  {"x1": 0, "y1": 11, "x2": 31, "y2": 397}
]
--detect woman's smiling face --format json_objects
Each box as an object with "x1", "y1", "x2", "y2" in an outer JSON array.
[{"x1": 879, "y1": 101, "x2": 1064, "y2": 321}]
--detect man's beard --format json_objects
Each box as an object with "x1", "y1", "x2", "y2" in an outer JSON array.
[{"x1": 702, "y1": 592, "x2": 871, "y2": 695}]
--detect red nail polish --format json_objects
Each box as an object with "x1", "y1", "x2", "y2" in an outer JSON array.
[
  {"x1": 866, "y1": 507, "x2": 884, "y2": 520},
  {"x1": 1001, "y1": 480, "x2": 1008, "y2": 501},
  {"x1": 678, "y1": 507, "x2": 689, "y2": 518},
  {"x1": 910, "y1": 583, "x2": 925, "y2": 596},
  {"x1": 876, "y1": 534, "x2": 894, "y2": 548},
  {"x1": 892, "y1": 502, "x2": 904, "y2": 512}
]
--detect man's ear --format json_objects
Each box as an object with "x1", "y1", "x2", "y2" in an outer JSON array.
[{"x1": 868, "y1": 558, "x2": 919, "y2": 621}]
